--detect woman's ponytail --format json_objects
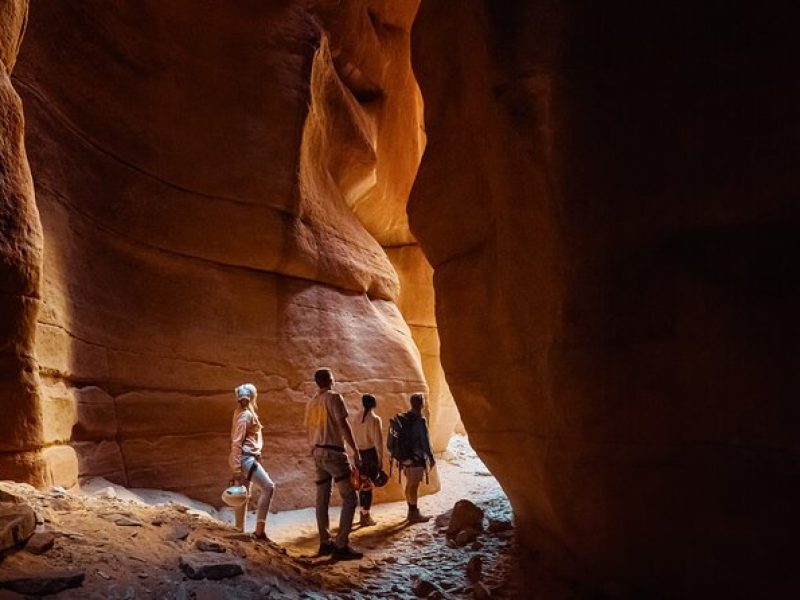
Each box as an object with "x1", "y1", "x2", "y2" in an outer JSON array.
[{"x1": 361, "y1": 394, "x2": 376, "y2": 423}]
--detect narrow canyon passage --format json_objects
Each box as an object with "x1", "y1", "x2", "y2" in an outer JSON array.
[{"x1": 2, "y1": 1, "x2": 799, "y2": 598}]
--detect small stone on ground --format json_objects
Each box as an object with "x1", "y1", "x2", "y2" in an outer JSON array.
[
  {"x1": 24, "y1": 531, "x2": 55, "y2": 555},
  {"x1": 180, "y1": 554, "x2": 243, "y2": 580}
]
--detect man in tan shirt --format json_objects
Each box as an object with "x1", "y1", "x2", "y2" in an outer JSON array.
[{"x1": 305, "y1": 368, "x2": 363, "y2": 560}]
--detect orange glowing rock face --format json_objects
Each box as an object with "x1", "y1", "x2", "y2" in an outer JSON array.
[{"x1": 1, "y1": 0, "x2": 452, "y2": 509}]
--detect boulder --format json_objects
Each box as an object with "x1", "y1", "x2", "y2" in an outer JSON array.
[{"x1": 446, "y1": 500, "x2": 484, "y2": 538}]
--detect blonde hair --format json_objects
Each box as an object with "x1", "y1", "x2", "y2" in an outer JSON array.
[{"x1": 234, "y1": 384, "x2": 261, "y2": 424}]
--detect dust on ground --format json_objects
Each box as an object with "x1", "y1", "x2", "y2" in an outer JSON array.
[{"x1": 1, "y1": 436, "x2": 521, "y2": 599}]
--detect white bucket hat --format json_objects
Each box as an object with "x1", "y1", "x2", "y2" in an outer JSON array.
[{"x1": 235, "y1": 383, "x2": 257, "y2": 402}]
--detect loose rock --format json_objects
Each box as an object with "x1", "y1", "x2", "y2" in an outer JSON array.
[
  {"x1": 412, "y1": 578, "x2": 438, "y2": 598},
  {"x1": 167, "y1": 524, "x2": 191, "y2": 541},
  {"x1": 487, "y1": 518, "x2": 513, "y2": 533},
  {"x1": 447, "y1": 500, "x2": 484, "y2": 538},
  {"x1": 179, "y1": 554, "x2": 243, "y2": 580},
  {"x1": 195, "y1": 537, "x2": 226, "y2": 553},
  {"x1": 114, "y1": 516, "x2": 142, "y2": 527},
  {"x1": 25, "y1": 531, "x2": 56, "y2": 555}
]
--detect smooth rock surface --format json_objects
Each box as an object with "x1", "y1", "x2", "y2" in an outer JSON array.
[{"x1": 411, "y1": 1, "x2": 800, "y2": 596}]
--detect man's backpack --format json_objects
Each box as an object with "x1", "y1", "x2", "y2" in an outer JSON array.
[{"x1": 387, "y1": 412, "x2": 423, "y2": 481}]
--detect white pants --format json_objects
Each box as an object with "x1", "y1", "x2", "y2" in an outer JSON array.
[{"x1": 240, "y1": 456, "x2": 274, "y2": 527}]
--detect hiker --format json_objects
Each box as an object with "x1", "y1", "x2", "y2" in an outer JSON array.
[
  {"x1": 387, "y1": 392, "x2": 436, "y2": 523},
  {"x1": 350, "y1": 394, "x2": 384, "y2": 527},
  {"x1": 229, "y1": 383, "x2": 275, "y2": 540},
  {"x1": 305, "y1": 368, "x2": 363, "y2": 560}
]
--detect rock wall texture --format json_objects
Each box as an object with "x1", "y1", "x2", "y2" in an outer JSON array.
[
  {"x1": 411, "y1": 1, "x2": 799, "y2": 596},
  {"x1": 1, "y1": 0, "x2": 451, "y2": 509},
  {"x1": 0, "y1": 0, "x2": 45, "y2": 484}
]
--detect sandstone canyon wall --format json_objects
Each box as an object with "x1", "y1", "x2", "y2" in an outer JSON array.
[
  {"x1": 411, "y1": 1, "x2": 798, "y2": 596},
  {"x1": 0, "y1": 0, "x2": 44, "y2": 484},
  {"x1": 1, "y1": 0, "x2": 454, "y2": 509}
]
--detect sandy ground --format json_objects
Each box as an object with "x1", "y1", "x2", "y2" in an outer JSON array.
[{"x1": 0, "y1": 436, "x2": 522, "y2": 599}]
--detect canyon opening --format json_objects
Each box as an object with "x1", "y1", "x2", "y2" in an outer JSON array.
[{"x1": 2, "y1": 1, "x2": 798, "y2": 599}]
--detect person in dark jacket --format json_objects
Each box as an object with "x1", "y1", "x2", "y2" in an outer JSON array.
[{"x1": 400, "y1": 393, "x2": 436, "y2": 523}]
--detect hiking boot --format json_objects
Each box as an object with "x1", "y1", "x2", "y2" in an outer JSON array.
[
  {"x1": 317, "y1": 541, "x2": 335, "y2": 556},
  {"x1": 359, "y1": 512, "x2": 377, "y2": 527},
  {"x1": 407, "y1": 507, "x2": 431, "y2": 524},
  {"x1": 332, "y1": 545, "x2": 364, "y2": 561}
]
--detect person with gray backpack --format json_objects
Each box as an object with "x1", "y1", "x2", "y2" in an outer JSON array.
[{"x1": 387, "y1": 392, "x2": 436, "y2": 523}]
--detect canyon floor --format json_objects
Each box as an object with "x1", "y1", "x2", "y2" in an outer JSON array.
[{"x1": 0, "y1": 437, "x2": 524, "y2": 599}]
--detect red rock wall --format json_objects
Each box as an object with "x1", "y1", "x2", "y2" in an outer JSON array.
[
  {"x1": 1, "y1": 0, "x2": 448, "y2": 508},
  {"x1": 0, "y1": 0, "x2": 45, "y2": 483},
  {"x1": 411, "y1": 1, "x2": 799, "y2": 595}
]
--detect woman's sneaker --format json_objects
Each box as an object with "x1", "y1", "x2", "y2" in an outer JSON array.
[{"x1": 332, "y1": 545, "x2": 364, "y2": 561}]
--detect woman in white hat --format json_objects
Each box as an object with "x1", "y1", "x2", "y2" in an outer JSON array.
[{"x1": 229, "y1": 383, "x2": 274, "y2": 540}]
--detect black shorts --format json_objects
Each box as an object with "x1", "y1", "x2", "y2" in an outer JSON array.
[{"x1": 359, "y1": 447, "x2": 380, "y2": 480}]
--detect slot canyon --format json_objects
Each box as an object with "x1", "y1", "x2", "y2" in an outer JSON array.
[{"x1": 2, "y1": 0, "x2": 798, "y2": 598}]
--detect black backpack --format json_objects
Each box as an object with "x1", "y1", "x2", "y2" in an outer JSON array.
[
  {"x1": 387, "y1": 412, "x2": 425, "y2": 481},
  {"x1": 387, "y1": 412, "x2": 415, "y2": 463}
]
